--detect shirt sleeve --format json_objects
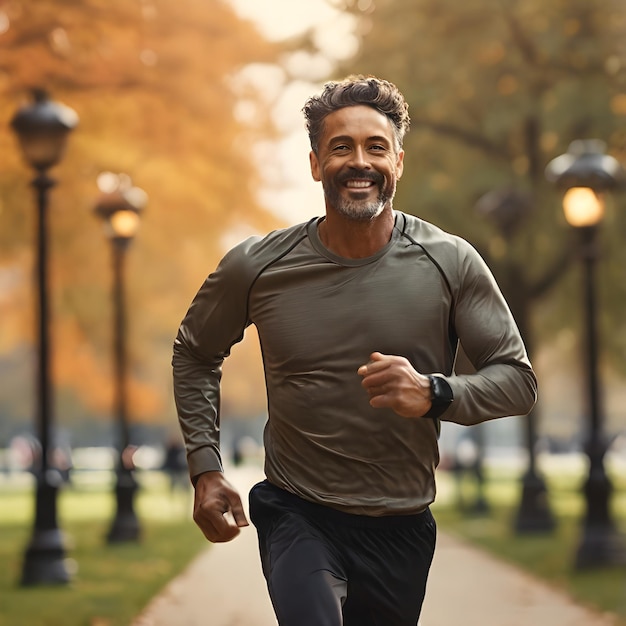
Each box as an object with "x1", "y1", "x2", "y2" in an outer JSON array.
[
  {"x1": 172, "y1": 240, "x2": 257, "y2": 481},
  {"x1": 440, "y1": 237, "x2": 538, "y2": 426}
]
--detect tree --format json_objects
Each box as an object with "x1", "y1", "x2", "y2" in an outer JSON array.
[
  {"x1": 334, "y1": 0, "x2": 626, "y2": 376},
  {"x1": 0, "y1": 0, "x2": 283, "y2": 437}
]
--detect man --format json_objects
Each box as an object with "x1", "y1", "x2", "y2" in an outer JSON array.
[{"x1": 172, "y1": 75, "x2": 537, "y2": 626}]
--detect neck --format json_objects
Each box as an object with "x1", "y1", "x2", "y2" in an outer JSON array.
[{"x1": 319, "y1": 208, "x2": 395, "y2": 259}]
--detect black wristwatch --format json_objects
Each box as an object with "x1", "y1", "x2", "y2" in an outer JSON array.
[{"x1": 424, "y1": 375, "x2": 453, "y2": 419}]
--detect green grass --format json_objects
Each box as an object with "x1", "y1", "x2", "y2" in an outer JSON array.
[
  {"x1": 0, "y1": 472, "x2": 207, "y2": 626},
  {"x1": 1, "y1": 461, "x2": 625, "y2": 626},
  {"x1": 432, "y1": 460, "x2": 626, "y2": 625}
]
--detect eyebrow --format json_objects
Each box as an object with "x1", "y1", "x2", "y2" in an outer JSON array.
[{"x1": 328, "y1": 135, "x2": 392, "y2": 146}]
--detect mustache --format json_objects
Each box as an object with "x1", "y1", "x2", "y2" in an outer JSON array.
[{"x1": 337, "y1": 169, "x2": 384, "y2": 185}]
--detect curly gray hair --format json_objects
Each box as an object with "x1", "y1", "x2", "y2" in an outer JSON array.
[{"x1": 302, "y1": 75, "x2": 410, "y2": 154}]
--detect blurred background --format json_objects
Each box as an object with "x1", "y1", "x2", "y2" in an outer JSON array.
[
  {"x1": 1, "y1": 0, "x2": 624, "y2": 469},
  {"x1": 1, "y1": 0, "x2": 625, "y2": 570}
]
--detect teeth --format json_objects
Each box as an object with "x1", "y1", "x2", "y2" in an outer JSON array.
[{"x1": 346, "y1": 180, "x2": 373, "y2": 188}]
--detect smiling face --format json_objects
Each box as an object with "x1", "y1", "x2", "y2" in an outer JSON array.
[{"x1": 309, "y1": 105, "x2": 404, "y2": 221}]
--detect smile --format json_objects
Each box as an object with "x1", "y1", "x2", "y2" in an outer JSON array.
[{"x1": 345, "y1": 180, "x2": 375, "y2": 189}]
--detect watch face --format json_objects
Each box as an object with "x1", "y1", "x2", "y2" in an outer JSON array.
[
  {"x1": 429, "y1": 376, "x2": 453, "y2": 405},
  {"x1": 425, "y1": 376, "x2": 453, "y2": 419}
]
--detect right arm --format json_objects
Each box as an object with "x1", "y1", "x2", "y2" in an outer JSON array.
[{"x1": 172, "y1": 240, "x2": 258, "y2": 540}]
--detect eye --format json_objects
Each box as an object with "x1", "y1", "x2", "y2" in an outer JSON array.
[
  {"x1": 332, "y1": 144, "x2": 350, "y2": 152},
  {"x1": 369, "y1": 144, "x2": 387, "y2": 152}
]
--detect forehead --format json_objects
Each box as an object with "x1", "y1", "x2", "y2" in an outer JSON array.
[{"x1": 320, "y1": 105, "x2": 395, "y2": 144}]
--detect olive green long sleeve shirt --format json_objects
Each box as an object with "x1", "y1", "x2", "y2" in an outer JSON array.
[{"x1": 172, "y1": 211, "x2": 537, "y2": 515}]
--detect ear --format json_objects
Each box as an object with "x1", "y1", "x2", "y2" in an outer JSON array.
[
  {"x1": 395, "y1": 150, "x2": 405, "y2": 179},
  {"x1": 309, "y1": 150, "x2": 321, "y2": 182}
]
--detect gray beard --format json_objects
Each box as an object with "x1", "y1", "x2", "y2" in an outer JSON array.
[
  {"x1": 334, "y1": 197, "x2": 385, "y2": 221},
  {"x1": 323, "y1": 181, "x2": 392, "y2": 221}
]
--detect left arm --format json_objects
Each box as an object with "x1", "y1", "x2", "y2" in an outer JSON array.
[
  {"x1": 442, "y1": 239, "x2": 537, "y2": 425},
  {"x1": 359, "y1": 239, "x2": 537, "y2": 425}
]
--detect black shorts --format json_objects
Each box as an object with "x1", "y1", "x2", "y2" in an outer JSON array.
[{"x1": 249, "y1": 480, "x2": 436, "y2": 626}]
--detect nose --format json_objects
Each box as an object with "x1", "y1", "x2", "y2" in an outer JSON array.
[{"x1": 348, "y1": 146, "x2": 370, "y2": 169}]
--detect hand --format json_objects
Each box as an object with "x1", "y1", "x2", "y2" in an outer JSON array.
[
  {"x1": 193, "y1": 471, "x2": 249, "y2": 543},
  {"x1": 358, "y1": 352, "x2": 432, "y2": 418}
]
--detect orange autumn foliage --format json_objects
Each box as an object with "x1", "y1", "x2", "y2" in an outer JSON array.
[{"x1": 0, "y1": 0, "x2": 286, "y2": 432}]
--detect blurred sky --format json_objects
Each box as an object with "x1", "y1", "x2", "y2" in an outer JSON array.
[{"x1": 228, "y1": 0, "x2": 359, "y2": 226}]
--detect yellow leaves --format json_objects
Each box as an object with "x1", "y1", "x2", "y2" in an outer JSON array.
[
  {"x1": 497, "y1": 74, "x2": 519, "y2": 96},
  {"x1": 49, "y1": 26, "x2": 72, "y2": 57},
  {"x1": 53, "y1": 317, "x2": 113, "y2": 413},
  {"x1": 511, "y1": 155, "x2": 529, "y2": 176},
  {"x1": 429, "y1": 172, "x2": 452, "y2": 191},
  {"x1": 610, "y1": 94, "x2": 626, "y2": 117},
  {"x1": 0, "y1": 255, "x2": 33, "y2": 351},
  {"x1": 0, "y1": 10, "x2": 9, "y2": 36},
  {"x1": 0, "y1": 0, "x2": 285, "y2": 428},
  {"x1": 52, "y1": 315, "x2": 164, "y2": 421},
  {"x1": 563, "y1": 18, "x2": 580, "y2": 37},
  {"x1": 477, "y1": 41, "x2": 506, "y2": 66},
  {"x1": 221, "y1": 326, "x2": 266, "y2": 416},
  {"x1": 540, "y1": 131, "x2": 559, "y2": 153},
  {"x1": 457, "y1": 82, "x2": 476, "y2": 102}
]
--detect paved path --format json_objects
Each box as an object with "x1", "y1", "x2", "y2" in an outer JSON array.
[{"x1": 132, "y1": 466, "x2": 620, "y2": 626}]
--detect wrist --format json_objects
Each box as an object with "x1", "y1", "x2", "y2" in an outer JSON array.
[
  {"x1": 192, "y1": 469, "x2": 223, "y2": 488},
  {"x1": 423, "y1": 375, "x2": 453, "y2": 418}
]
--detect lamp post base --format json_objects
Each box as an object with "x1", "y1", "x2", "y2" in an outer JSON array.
[
  {"x1": 574, "y1": 461, "x2": 626, "y2": 569},
  {"x1": 575, "y1": 526, "x2": 626, "y2": 569},
  {"x1": 20, "y1": 479, "x2": 72, "y2": 586},
  {"x1": 514, "y1": 470, "x2": 556, "y2": 533},
  {"x1": 21, "y1": 529, "x2": 72, "y2": 586},
  {"x1": 106, "y1": 469, "x2": 141, "y2": 543}
]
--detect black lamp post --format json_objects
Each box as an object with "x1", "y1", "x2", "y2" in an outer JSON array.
[
  {"x1": 475, "y1": 188, "x2": 556, "y2": 533},
  {"x1": 10, "y1": 88, "x2": 78, "y2": 585},
  {"x1": 546, "y1": 139, "x2": 626, "y2": 568},
  {"x1": 94, "y1": 173, "x2": 147, "y2": 543}
]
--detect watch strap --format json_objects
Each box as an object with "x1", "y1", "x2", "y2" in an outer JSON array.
[{"x1": 424, "y1": 375, "x2": 453, "y2": 419}]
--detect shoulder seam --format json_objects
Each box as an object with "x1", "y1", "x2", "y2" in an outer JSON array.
[
  {"x1": 398, "y1": 213, "x2": 458, "y2": 368},
  {"x1": 398, "y1": 217, "x2": 454, "y2": 300},
  {"x1": 244, "y1": 221, "x2": 314, "y2": 324}
]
